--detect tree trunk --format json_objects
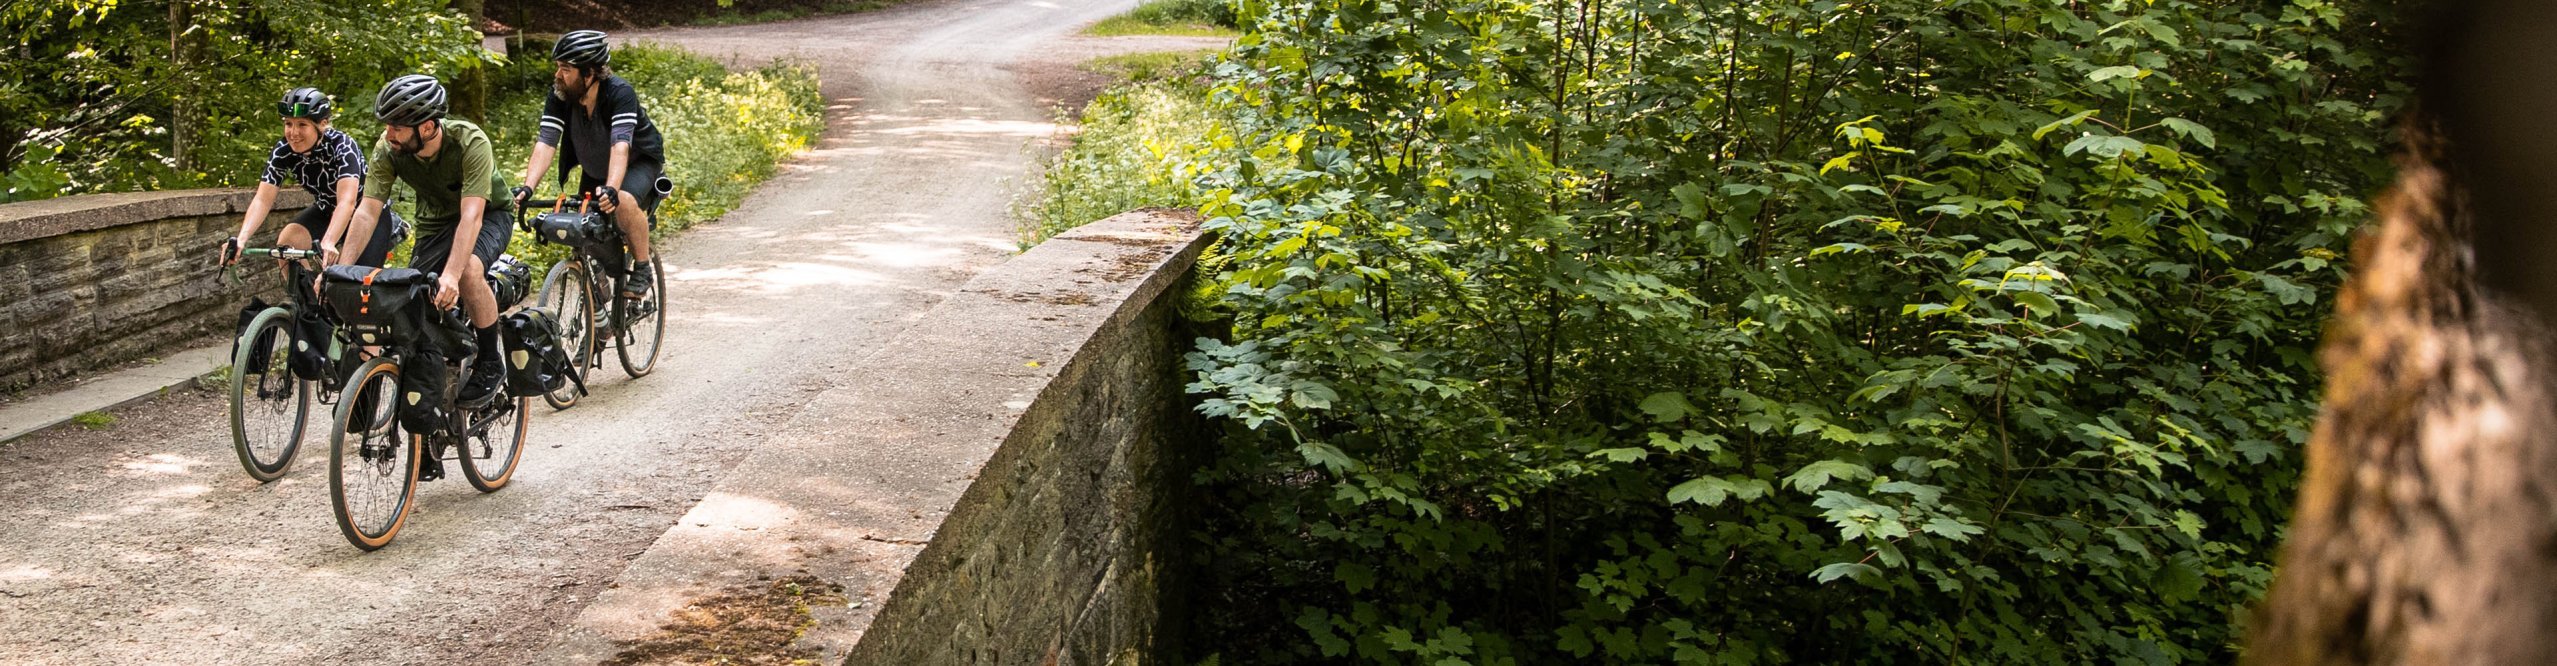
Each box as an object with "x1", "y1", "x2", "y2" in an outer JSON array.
[
  {"x1": 452, "y1": 0, "x2": 489, "y2": 123},
  {"x1": 2245, "y1": 3, "x2": 2557, "y2": 662},
  {"x1": 2243, "y1": 117, "x2": 2557, "y2": 665},
  {"x1": 168, "y1": 0, "x2": 196, "y2": 174}
]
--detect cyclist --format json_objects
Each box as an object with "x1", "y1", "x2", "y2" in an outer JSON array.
[
  {"x1": 218, "y1": 87, "x2": 404, "y2": 270},
  {"x1": 334, "y1": 74, "x2": 517, "y2": 409},
  {"x1": 514, "y1": 29, "x2": 665, "y2": 300}
]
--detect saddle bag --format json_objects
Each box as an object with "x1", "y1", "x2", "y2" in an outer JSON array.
[{"x1": 502, "y1": 307, "x2": 585, "y2": 398}]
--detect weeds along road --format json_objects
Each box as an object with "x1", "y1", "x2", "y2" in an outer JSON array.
[{"x1": 0, "y1": 0, "x2": 1192, "y2": 662}]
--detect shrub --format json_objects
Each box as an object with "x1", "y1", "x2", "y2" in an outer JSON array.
[
  {"x1": 1177, "y1": 0, "x2": 2411, "y2": 662},
  {"x1": 1016, "y1": 55, "x2": 1219, "y2": 245}
]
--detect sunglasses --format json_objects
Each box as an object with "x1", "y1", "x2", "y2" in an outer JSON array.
[{"x1": 277, "y1": 102, "x2": 326, "y2": 118}]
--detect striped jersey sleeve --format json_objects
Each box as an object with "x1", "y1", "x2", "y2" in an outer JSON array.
[
  {"x1": 607, "y1": 82, "x2": 642, "y2": 143},
  {"x1": 538, "y1": 92, "x2": 570, "y2": 146}
]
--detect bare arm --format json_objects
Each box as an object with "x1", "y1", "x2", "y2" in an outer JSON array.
[
  {"x1": 336, "y1": 198, "x2": 387, "y2": 268},
  {"x1": 231, "y1": 183, "x2": 282, "y2": 250},
  {"x1": 606, "y1": 143, "x2": 629, "y2": 190},
  {"x1": 320, "y1": 177, "x2": 361, "y2": 248},
  {"x1": 521, "y1": 142, "x2": 558, "y2": 194}
]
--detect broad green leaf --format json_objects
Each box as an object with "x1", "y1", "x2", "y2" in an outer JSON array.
[
  {"x1": 2157, "y1": 117, "x2": 2217, "y2": 149},
  {"x1": 1591, "y1": 447, "x2": 1649, "y2": 463},
  {"x1": 1640, "y1": 392, "x2": 1695, "y2": 423},
  {"x1": 2034, "y1": 110, "x2": 2099, "y2": 140},
  {"x1": 2089, "y1": 65, "x2": 2145, "y2": 82},
  {"x1": 1785, "y1": 460, "x2": 1874, "y2": 493},
  {"x1": 1812, "y1": 562, "x2": 1883, "y2": 584}
]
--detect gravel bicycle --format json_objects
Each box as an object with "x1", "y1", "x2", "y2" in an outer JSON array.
[
  {"x1": 319, "y1": 260, "x2": 537, "y2": 551},
  {"x1": 225, "y1": 245, "x2": 372, "y2": 482},
  {"x1": 524, "y1": 195, "x2": 667, "y2": 410}
]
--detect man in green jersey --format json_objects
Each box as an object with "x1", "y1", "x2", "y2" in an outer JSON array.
[{"x1": 335, "y1": 74, "x2": 517, "y2": 407}]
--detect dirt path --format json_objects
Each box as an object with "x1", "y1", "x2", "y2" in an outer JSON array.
[{"x1": 0, "y1": 2, "x2": 1218, "y2": 663}]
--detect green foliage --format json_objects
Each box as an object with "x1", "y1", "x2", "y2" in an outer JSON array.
[
  {"x1": 1178, "y1": 0, "x2": 2407, "y2": 662},
  {"x1": 1017, "y1": 56, "x2": 1220, "y2": 245},
  {"x1": 1086, "y1": 0, "x2": 1245, "y2": 36},
  {"x1": 0, "y1": 0, "x2": 490, "y2": 202},
  {"x1": 70, "y1": 411, "x2": 114, "y2": 430}
]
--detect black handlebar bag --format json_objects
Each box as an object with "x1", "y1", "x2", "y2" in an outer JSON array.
[{"x1": 320, "y1": 265, "x2": 429, "y2": 348}]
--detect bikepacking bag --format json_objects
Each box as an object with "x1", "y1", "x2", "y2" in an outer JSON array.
[
  {"x1": 531, "y1": 211, "x2": 603, "y2": 251},
  {"x1": 487, "y1": 254, "x2": 534, "y2": 311},
  {"x1": 502, "y1": 307, "x2": 585, "y2": 398},
  {"x1": 399, "y1": 349, "x2": 452, "y2": 436},
  {"x1": 286, "y1": 307, "x2": 332, "y2": 381},
  {"x1": 233, "y1": 297, "x2": 278, "y2": 371},
  {"x1": 321, "y1": 265, "x2": 429, "y2": 346},
  {"x1": 321, "y1": 265, "x2": 474, "y2": 358}
]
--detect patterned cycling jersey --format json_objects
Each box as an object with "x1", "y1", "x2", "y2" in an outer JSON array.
[{"x1": 259, "y1": 128, "x2": 367, "y2": 208}]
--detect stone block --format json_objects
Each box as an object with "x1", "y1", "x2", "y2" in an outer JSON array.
[{"x1": 0, "y1": 189, "x2": 305, "y2": 394}]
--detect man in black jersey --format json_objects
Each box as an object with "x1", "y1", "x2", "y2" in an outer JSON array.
[
  {"x1": 513, "y1": 29, "x2": 666, "y2": 300},
  {"x1": 219, "y1": 87, "x2": 404, "y2": 270}
]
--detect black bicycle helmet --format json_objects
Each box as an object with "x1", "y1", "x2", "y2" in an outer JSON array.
[
  {"x1": 278, "y1": 87, "x2": 332, "y2": 120},
  {"x1": 374, "y1": 74, "x2": 448, "y2": 126},
  {"x1": 553, "y1": 30, "x2": 611, "y2": 67}
]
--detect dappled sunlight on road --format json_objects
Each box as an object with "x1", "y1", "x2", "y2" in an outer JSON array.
[{"x1": 115, "y1": 453, "x2": 206, "y2": 477}]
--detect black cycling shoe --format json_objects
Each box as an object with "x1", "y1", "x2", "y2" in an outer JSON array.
[
  {"x1": 418, "y1": 455, "x2": 446, "y2": 482},
  {"x1": 459, "y1": 354, "x2": 507, "y2": 408},
  {"x1": 620, "y1": 261, "x2": 654, "y2": 300}
]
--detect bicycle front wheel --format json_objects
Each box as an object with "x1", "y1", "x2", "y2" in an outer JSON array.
[
  {"x1": 229, "y1": 307, "x2": 309, "y2": 482},
  {"x1": 329, "y1": 356, "x2": 418, "y2": 551},
  {"x1": 458, "y1": 394, "x2": 529, "y2": 493},
  {"x1": 536, "y1": 259, "x2": 597, "y2": 410},
  {"x1": 617, "y1": 258, "x2": 666, "y2": 378}
]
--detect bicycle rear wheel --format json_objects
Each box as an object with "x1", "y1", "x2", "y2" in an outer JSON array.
[
  {"x1": 537, "y1": 259, "x2": 597, "y2": 410},
  {"x1": 458, "y1": 394, "x2": 529, "y2": 493},
  {"x1": 229, "y1": 307, "x2": 309, "y2": 483},
  {"x1": 617, "y1": 259, "x2": 666, "y2": 378},
  {"x1": 329, "y1": 356, "x2": 418, "y2": 551}
]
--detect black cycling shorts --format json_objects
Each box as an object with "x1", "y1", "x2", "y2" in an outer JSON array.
[
  {"x1": 409, "y1": 209, "x2": 515, "y2": 277},
  {"x1": 580, "y1": 159, "x2": 665, "y2": 228}
]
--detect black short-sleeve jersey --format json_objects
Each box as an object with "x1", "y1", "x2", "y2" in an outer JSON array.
[
  {"x1": 259, "y1": 128, "x2": 367, "y2": 208},
  {"x1": 537, "y1": 75, "x2": 666, "y2": 185}
]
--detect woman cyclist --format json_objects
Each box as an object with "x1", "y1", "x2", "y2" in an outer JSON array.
[{"x1": 218, "y1": 87, "x2": 405, "y2": 271}]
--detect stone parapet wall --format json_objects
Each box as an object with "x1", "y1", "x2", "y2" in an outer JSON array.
[
  {"x1": 846, "y1": 212, "x2": 1210, "y2": 664},
  {"x1": 0, "y1": 189, "x2": 310, "y2": 394},
  {"x1": 535, "y1": 209, "x2": 1210, "y2": 666}
]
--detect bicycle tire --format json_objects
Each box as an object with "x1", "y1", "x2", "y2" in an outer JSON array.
[
  {"x1": 617, "y1": 259, "x2": 667, "y2": 378},
  {"x1": 536, "y1": 259, "x2": 597, "y2": 410},
  {"x1": 458, "y1": 393, "x2": 529, "y2": 492},
  {"x1": 329, "y1": 356, "x2": 418, "y2": 551},
  {"x1": 229, "y1": 307, "x2": 309, "y2": 482}
]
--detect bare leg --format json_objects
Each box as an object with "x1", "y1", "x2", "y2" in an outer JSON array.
[
  {"x1": 459, "y1": 254, "x2": 498, "y2": 328},
  {"x1": 613, "y1": 190, "x2": 651, "y2": 263}
]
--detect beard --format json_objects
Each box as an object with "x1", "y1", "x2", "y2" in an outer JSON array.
[
  {"x1": 391, "y1": 128, "x2": 429, "y2": 156},
  {"x1": 552, "y1": 76, "x2": 590, "y2": 101}
]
